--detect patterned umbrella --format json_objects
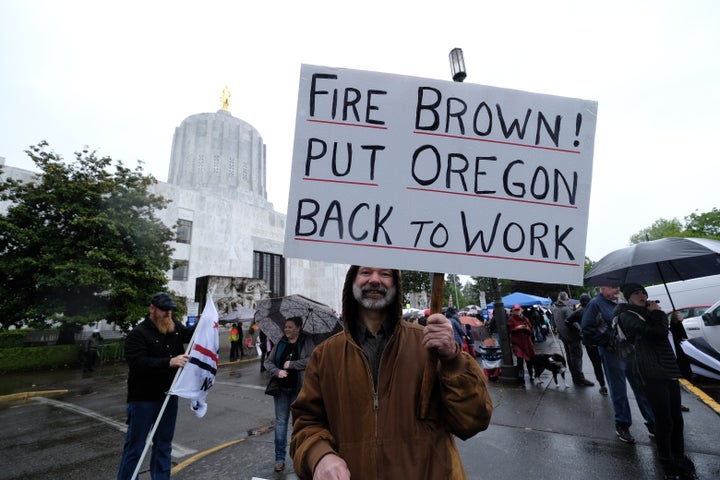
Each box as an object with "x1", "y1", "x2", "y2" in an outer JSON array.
[{"x1": 254, "y1": 294, "x2": 342, "y2": 345}]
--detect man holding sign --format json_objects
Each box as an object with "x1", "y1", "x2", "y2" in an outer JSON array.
[{"x1": 290, "y1": 266, "x2": 492, "y2": 479}]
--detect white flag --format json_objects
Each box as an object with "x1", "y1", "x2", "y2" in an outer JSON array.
[{"x1": 169, "y1": 294, "x2": 219, "y2": 418}]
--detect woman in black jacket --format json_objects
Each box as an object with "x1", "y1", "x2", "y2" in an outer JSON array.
[{"x1": 615, "y1": 283, "x2": 696, "y2": 480}]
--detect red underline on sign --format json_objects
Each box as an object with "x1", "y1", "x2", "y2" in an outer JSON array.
[
  {"x1": 292, "y1": 238, "x2": 580, "y2": 267},
  {"x1": 406, "y1": 187, "x2": 578, "y2": 209},
  {"x1": 303, "y1": 177, "x2": 379, "y2": 187},
  {"x1": 307, "y1": 119, "x2": 388, "y2": 130},
  {"x1": 413, "y1": 131, "x2": 581, "y2": 154}
]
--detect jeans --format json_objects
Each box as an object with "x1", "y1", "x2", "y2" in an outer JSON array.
[
  {"x1": 598, "y1": 346, "x2": 655, "y2": 427},
  {"x1": 274, "y1": 387, "x2": 299, "y2": 462},
  {"x1": 117, "y1": 396, "x2": 178, "y2": 480}
]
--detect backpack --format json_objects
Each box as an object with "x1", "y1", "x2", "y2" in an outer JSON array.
[{"x1": 611, "y1": 311, "x2": 643, "y2": 358}]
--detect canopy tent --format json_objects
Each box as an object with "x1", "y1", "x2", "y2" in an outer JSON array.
[{"x1": 487, "y1": 292, "x2": 552, "y2": 309}]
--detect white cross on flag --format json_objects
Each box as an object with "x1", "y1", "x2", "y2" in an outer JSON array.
[{"x1": 170, "y1": 293, "x2": 219, "y2": 418}]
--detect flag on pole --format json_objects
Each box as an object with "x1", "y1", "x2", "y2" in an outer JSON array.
[{"x1": 169, "y1": 294, "x2": 219, "y2": 418}]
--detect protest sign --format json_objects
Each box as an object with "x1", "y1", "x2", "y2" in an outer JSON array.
[{"x1": 284, "y1": 65, "x2": 598, "y2": 285}]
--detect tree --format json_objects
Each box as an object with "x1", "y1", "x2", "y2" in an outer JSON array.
[
  {"x1": 400, "y1": 270, "x2": 432, "y2": 298},
  {"x1": 629, "y1": 218, "x2": 683, "y2": 244},
  {"x1": 444, "y1": 274, "x2": 467, "y2": 307},
  {"x1": 0, "y1": 142, "x2": 176, "y2": 332},
  {"x1": 684, "y1": 208, "x2": 720, "y2": 238}
]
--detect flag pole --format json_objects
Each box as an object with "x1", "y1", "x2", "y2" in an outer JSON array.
[{"x1": 130, "y1": 299, "x2": 207, "y2": 479}]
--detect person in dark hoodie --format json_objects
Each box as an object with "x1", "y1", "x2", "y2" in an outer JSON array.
[
  {"x1": 290, "y1": 266, "x2": 493, "y2": 480},
  {"x1": 615, "y1": 283, "x2": 696, "y2": 480}
]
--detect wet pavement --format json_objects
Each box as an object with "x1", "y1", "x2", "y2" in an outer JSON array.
[{"x1": 1, "y1": 337, "x2": 719, "y2": 479}]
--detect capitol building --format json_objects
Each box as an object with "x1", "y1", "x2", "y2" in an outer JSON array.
[{"x1": 0, "y1": 96, "x2": 348, "y2": 318}]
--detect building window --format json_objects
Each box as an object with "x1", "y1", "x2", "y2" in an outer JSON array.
[
  {"x1": 177, "y1": 219, "x2": 192, "y2": 244},
  {"x1": 253, "y1": 251, "x2": 285, "y2": 297},
  {"x1": 172, "y1": 260, "x2": 189, "y2": 281}
]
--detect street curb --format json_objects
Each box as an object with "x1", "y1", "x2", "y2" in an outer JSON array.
[
  {"x1": 171, "y1": 438, "x2": 245, "y2": 475},
  {"x1": 680, "y1": 378, "x2": 720, "y2": 416},
  {"x1": 0, "y1": 389, "x2": 69, "y2": 406}
]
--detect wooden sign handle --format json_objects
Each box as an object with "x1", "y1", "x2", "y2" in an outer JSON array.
[{"x1": 429, "y1": 272, "x2": 444, "y2": 314}]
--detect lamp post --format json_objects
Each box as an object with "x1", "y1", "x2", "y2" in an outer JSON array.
[
  {"x1": 447, "y1": 48, "x2": 517, "y2": 381},
  {"x1": 448, "y1": 48, "x2": 467, "y2": 82}
]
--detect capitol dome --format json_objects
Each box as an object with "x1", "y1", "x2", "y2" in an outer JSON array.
[{"x1": 167, "y1": 108, "x2": 267, "y2": 202}]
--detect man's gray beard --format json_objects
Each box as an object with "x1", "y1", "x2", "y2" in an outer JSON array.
[{"x1": 353, "y1": 283, "x2": 396, "y2": 310}]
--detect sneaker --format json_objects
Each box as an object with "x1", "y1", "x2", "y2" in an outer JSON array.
[
  {"x1": 599, "y1": 386, "x2": 608, "y2": 395},
  {"x1": 615, "y1": 425, "x2": 636, "y2": 444},
  {"x1": 274, "y1": 462, "x2": 285, "y2": 472},
  {"x1": 680, "y1": 404, "x2": 690, "y2": 412},
  {"x1": 574, "y1": 379, "x2": 595, "y2": 387}
]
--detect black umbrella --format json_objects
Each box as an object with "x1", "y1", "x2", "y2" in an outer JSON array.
[
  {"x1": 584, "y1": 237, "x2": 720, "y2": 310},
  {"x1": 254, "y1": 294, "x2": 342, "y2": 345}
]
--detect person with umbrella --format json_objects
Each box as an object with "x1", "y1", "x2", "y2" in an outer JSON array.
[
  {"x1": 290, "y1": 266, "x2": 493, "y2": 479},
  {"x1": 614, "y1": 283, "x2": 696, "y2": 479},
  {"x1": 581, "y1": 286, "x2": 655, "y2": 444},
  {"x1": 263, "y1": 316, "x2": 315, "y2": 473}
]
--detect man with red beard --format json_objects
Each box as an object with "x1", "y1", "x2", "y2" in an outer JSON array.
[
  {"x1": 291, "y1": 266, "x2": 493, "y2": 480},
  {"x1": 117, "y1": 292, "x2": 193, "y2": 480}
]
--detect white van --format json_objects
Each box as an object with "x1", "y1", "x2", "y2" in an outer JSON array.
[{"x1": 644, "y1": 274, "x2": 720, "y2": 312}]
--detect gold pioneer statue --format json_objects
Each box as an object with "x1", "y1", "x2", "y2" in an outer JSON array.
[{"x1": 221, "y1": 85, "x2": 231, "y2": 110}]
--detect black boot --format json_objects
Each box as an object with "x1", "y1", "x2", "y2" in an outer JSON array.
[{"x1": 675, "y1": 456, "x2": 697, "y2": 480}]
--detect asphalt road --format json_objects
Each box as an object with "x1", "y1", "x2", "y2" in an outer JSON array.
[{"x1": 1, "y1": 344, "x2": 719, "y2": 480}]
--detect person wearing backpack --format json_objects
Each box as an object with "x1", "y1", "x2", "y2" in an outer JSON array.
[
  {"x1": 581, "y1": 285, "x2": 655, "y2": 444},
  {"x1": 615, "y1": 283, "x2": 696, "y2": 480}
]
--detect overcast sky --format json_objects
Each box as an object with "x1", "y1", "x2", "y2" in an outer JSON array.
[{"x1": 1, "y1": 0, "x2": 717, "y2": 265}]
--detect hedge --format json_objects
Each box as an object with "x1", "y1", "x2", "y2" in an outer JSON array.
[
  {"x1": 0, "y1": 345, "x2": 82, "y2": 373},
  {"x1": 0, "y1": 331, "x2": 26, "y2": 348}
]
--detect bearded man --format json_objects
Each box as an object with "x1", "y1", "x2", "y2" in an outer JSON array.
[
  {"x1": 290, "y1": 266, "x2": 493, "y2": 480},
  {"x1": 117, "y1": 292, "x2": 193, "y2": 480}
]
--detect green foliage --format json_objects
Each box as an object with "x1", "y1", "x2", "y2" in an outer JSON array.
[
  {"x1": 444, "y1": 274, "x2": 468, "y2": 307},
  {"x1": 467, "y1": 277, "x2": 511, "y2": 303},
  {"x1": 0, "y1": 345, "x2": 81, "y2": 373},
  {"x1": 0, "y1": 330, "x2": 25, "y2": 348},
  {"x1": 684, "y1": 208, "x2": 720, "y2": 238},
  {"x1": 0, "y1": 142, "x2": 176, "y2": 331},
  {"x1": 628, "y1": 208, "x2": 719, "y2": 248},
  {"x1": 630, "y1": 218, "x2": 684, "y2": 244},
  {"x1": 400, "y1": 270, "x2": 432, "y2": 305}
]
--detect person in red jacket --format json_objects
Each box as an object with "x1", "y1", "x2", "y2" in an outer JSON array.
[{"x1": 507, "y1": 304, "x2": 536, "y2": 382}]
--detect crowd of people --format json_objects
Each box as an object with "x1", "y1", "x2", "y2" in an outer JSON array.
[{"x1": 114, "y1": 273, "x2": 698, "y2": 480}]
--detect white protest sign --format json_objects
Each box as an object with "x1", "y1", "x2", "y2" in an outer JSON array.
[{"x1": 284, "y1": 65, "x2": 597, "y2": 285}]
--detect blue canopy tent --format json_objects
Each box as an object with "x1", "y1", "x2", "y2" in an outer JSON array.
[{"x1": 487, "y1": 292, "x2": 552, "y2": 309}]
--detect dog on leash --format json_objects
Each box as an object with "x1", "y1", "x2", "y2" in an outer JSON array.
[{"x1": 531, "y1": 353, "x2": 570, "y2": 388}]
